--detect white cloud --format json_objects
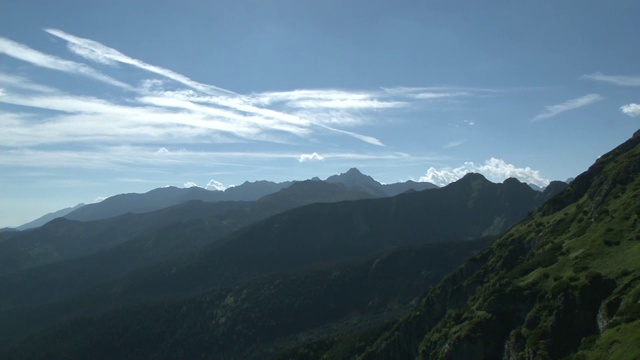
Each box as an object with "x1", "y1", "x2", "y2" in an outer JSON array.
[
  {"x1": 298, "y1": 152, "x2": 324, "y2": 162},
  {"x1": 205, "y1": 179, "x2": 227, "y2": 191},
  {"x1": 532, "y1": 94, "x2": 603, "y2": 122},
  {"x1": 443, "y1": 139, "x2": 467, "y2": 149},
  {"x1": 45, "y1": 28, "x2": 234, "y2": 96},
  {"x1": 0, "y1": 36, "x2": 380, "y2": 146},
  {"x1": 253, "y1": 89, "x2": 371, "y2": 105},
  {"x1": 94, "y1": 196, "x2": 108, "y2": 202},
  {"x1": 621, "y1": 103, "x2": 640, "y2": 117},
  {"x1": 287, "y1": 98, "x2": 405, "y2": 109},
  {"x1": 321, "y1": 125, "x2": 385, "y2": 146},
  {"x1": 412, "y1": 92, "x2": 469, "y2": 100},
  {"x1": 419, "y1": 158, "x2": 550, "y2": 187},
  {"x1": 66, "y1": 42, "x2": 119, "y2": 66},
  {"x1": 183, "y1": 181, "x2": 198, "y2": 188},
  {"x1": 383, "y1": 86, "x2": 500, "y2": 96},
  {"x1": 0, "y1": 29, "x2": 511, "y2": 170},
  {"x1": 0, "y1": 72, "x2": 58, "y2": 93},
  {"x1": 0, "y1": 37, "x2": 131, "y2": 90},
  {"x1": 582, "y1": 73, "x2": 640, "y2": 86}
]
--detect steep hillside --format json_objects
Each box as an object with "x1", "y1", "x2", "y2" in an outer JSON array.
[
  {"x1": 0, "y1": 239, "x2": 491, "y2": 359},
  {"x1": 305, "y1": 130, "x2": 640, "y2": 359}
]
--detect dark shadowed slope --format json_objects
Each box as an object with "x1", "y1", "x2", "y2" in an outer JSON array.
[
  {"x1": 104, "y1": 174, "x2": 555, "y2": 300},
  {"x1": 0, "y1": 200, "x2": 246, "y2": 276},
  {"x1": 0, "y1": 181, "x2": 374, "y2": 312},
  {"x1": 0, "y1": 239, "x2": 492, "y2": 360}
]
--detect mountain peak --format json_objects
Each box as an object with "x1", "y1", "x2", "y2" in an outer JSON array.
[
  {"x1": 502, "y1": 177, "x2": 522, "y2": 185},
  {"x1": 325, "y1": 168, "x2": 386, "y2": 197},
  {"x1": 326, "y1": 168, "x2": 374, "y2": 182},
  {"x1": 458, "y1": 172, "x2": 489, "y2": 184},
  {"x1": 329, "y1": 168, "x2": 367, "y2": 180}
]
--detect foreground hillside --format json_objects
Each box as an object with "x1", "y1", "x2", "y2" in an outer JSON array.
[{"x1": 280, "y1": 130, "x2": 640, "y2": 359}]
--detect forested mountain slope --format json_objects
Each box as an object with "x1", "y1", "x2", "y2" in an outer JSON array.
[
  {"x1": 0, "y1": 239, "x2": 492, "y2": 359},
  {"x1": 298, "y1": 130, "x2": 640, "y2": 359}
]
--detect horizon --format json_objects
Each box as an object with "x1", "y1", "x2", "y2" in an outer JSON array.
[
  {"x1": 1, "y1": 1, "x2": 639, "y2": 227},
  {"x1": 1, "y1": 167, "x2": 568, "y2": 230}
]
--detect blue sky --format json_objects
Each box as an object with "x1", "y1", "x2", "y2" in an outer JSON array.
[{"x1": 1, "y1": 0, "x2": 638, "y2": 227}]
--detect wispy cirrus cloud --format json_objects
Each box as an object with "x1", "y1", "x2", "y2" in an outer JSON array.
[
  {"x1": 383, "y1": 86, "x2": 500, "y2": 96},
  {"x1": 0, "y1": 72, "x2": 58, "y2": 93},
  {"x1": 4, "y1": 29, "x2": 400, "y2": 147},
  {"x1": 621, "y1": 103, "x2": 640, "y2": 117},
  {"x1": 0, "y1": 37, "x2": 132, "y2": 90},
  {"x1": 411, "y1": 92, "x2": 469, "y2": 100},
  {"x1": 321, "y1": 125, "x2": 385, "y2": 146},
  {"x1": 419, "y1": 158, "x2": 549, "y2": 187},
  {"x1": 0, "y1": 145, "x2": 421, "y2": 170},
  {"x1": 287, "y1": 98, "x2": 405, "y2": 109},
  {"x1": 44, "y1": 28, "x2": 235, "y2": 96},
  {"x1": 532, "y1": 94, "x2": 603, "y2": 122},
  {"x1": 0, "y1": 29, "x2": 497, "y2": 172},
  {"x1": 582, "y1": 73, "x2": 640, "y2": 86},
  {"x1": 442, "y1": 139, "x2": 467, "y2": 149}
]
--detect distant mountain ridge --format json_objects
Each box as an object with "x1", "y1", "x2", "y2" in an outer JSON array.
[
  {"x1": 10, "y1": 168, "x2": 437, "y2": 229},
  {"x1": 63, "y1": 180, "x2": 294, "y2": 222},
  {"x1": 0, "y1": 181, "x2": 372, "y2": 277},
  {"x1": 326, "y1": 168, "x2": 438, "y2": 197},
  {"x1": 14, "y1": 203, "x2": 85, "y2": 231}
]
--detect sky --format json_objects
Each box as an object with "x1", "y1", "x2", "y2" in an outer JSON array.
[{"x1": 0, "y1": 0, "x2": 638, "y2": 228}]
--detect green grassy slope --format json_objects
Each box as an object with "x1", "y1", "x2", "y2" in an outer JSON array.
[{"x1": 349, "y1": 130, "x2": 640, "y2": 359}]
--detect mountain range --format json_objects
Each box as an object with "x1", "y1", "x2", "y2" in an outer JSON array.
[
  {"x1": 10, "y1": 168, "x2": 439, "y2": 230},
  {"x1": 0, "y1": 167, "x2": 564, "y2": 354},
  {"x1": 2, "y1": 131, "x2": 638, "y2": 359}
]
